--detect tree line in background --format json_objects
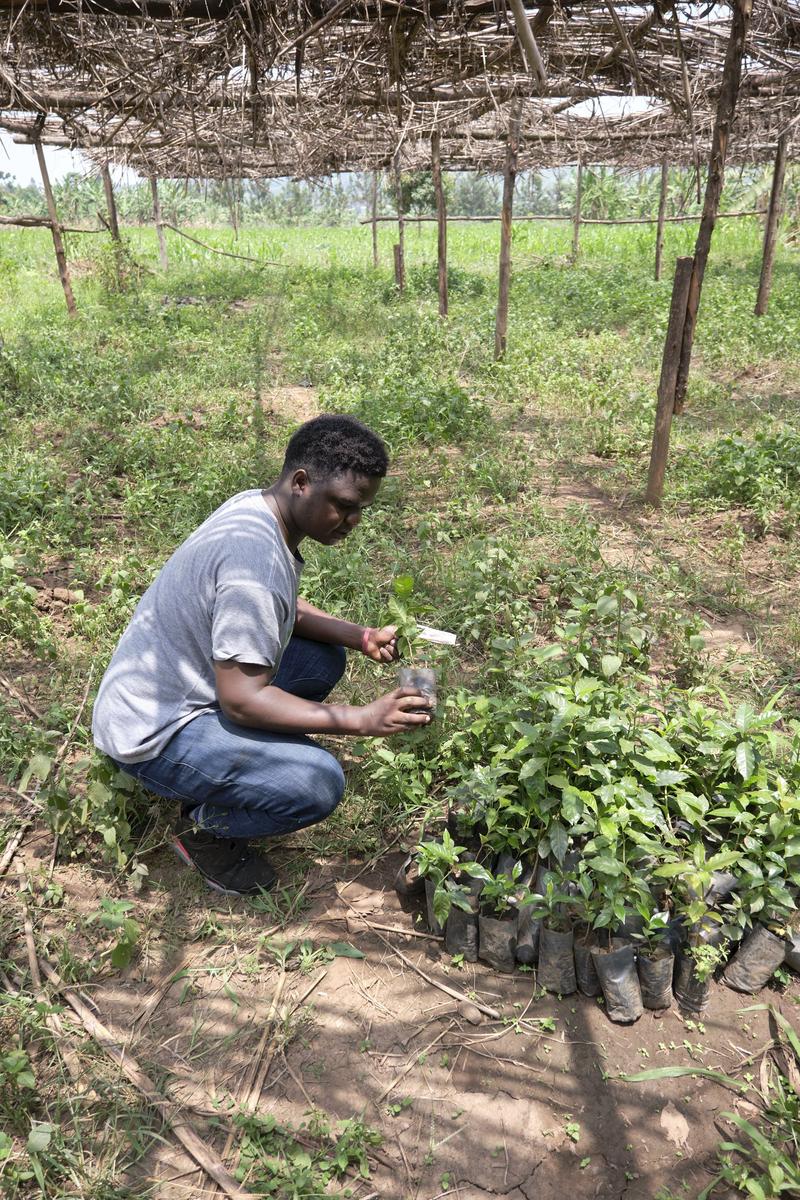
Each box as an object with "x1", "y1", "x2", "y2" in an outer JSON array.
[{"x1": 1, "y1": 163, "x2": 799, "y2": 228}]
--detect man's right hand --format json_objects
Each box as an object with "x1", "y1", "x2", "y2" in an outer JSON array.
[{"x1": 357, "y1": 687, "x2": 433, "y2": 736}]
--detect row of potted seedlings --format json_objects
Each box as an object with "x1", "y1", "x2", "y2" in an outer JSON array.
[
  {"x1": 390, "y1": 585, "x2": 800, "y2": 1021},
  {"x1": 398, "y1": 826, "x2": 799, "y2": 1023}
]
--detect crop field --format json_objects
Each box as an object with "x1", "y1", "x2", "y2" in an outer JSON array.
[{"x1": 0, "y1": 218, "x2": 799, "y2": 1200}]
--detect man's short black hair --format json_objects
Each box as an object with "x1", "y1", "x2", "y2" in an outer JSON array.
[{"x1": 282, "y1": 414, "x2": 389, "y2": 480}]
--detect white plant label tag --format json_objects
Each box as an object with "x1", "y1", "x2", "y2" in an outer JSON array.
[{"x1": 417, "y1": 625, "x2": 458, "y2": 646}]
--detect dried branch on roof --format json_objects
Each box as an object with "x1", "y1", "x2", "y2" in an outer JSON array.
[{"x1": 0, "y1": 2, "x2": 799, "y2": 176}]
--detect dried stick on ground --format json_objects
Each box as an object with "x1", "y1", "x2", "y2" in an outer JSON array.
[
  {"x1": 0, "y1": 822, "x2": 33, "y2": 879},
  {"x1": 218, "y1": 969, "x2": 289, "y2": 1179},
  {"x1": 374, "y1": 1020, "x2": 455, "y2": 1106},
  {"x1": 48, "y1": 666, "x2": 96, "y2": 875},
  {"x1": 0, "y1": 671, "x2": 44, "y2": 720},
  {"x1": 15, "y1": 861, "x2": 90, "y2": 1090},
  {"x1": 39, "y1": 960, "x2": 256, "y2": 1200},
  {"x1": 341, "y1": 900, "x2": 500, "y2": 1019},
  {"x1": 246, "y1": 970, "x2": 288, "y2": 1109},
  {"x1": 163, "y1": 224, "x2": 284, "y2": 267}
]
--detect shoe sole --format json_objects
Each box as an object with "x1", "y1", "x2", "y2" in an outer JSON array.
[{"x1": 172, "y1": 836, "x2": 251, "y2": 896}]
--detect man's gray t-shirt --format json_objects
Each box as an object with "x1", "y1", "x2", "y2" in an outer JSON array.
[{"x1": 92, "y1": 490, "x2": 302, "y2": 763}]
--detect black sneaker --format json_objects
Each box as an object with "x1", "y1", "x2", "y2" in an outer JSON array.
[{"x1": 172, "y1": 818, "x2": 277, "y2": 895}]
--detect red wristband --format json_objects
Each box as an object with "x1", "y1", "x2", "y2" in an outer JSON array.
[{"x1": 361, "y1": 626, "x2": 373, "y2": 655}]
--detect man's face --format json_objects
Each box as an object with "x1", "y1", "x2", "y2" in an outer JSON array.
[{"x1": 292, "y1": 469, "x2": 381, "y2": 545}]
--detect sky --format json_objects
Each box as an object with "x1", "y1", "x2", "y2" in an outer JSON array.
[{"x1": 0, "y1": 133, "x2": 140, "y2": 185}]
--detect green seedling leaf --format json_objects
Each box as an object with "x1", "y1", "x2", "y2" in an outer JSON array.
[
  {"x1": 533, "y1": 643, "x2": 564, "y2": 663},
  {"x1": 328, "y1": 942, "x2": 365, "y2": 959},
  {"x1": 735, "y1": 741, "x2": 756, "y2": 781},
  {"x1": 19, "y1": 752, "x2": 53, "y2": 792},
  {"x1": 654, "y1": 769, "x2": 688, "y2": 787},
  {"x1": 393, "y1": 574, "x2": 414, "y2": 599},
  {"x1": 600, "y1": 654, "x2": 622, "y2": 678},
  {"x1": 596, "y1": 595, "x2": 618, "y2": 617},
  {"x1": 549, "y1": 821, "x2": 569, "y2": 865},
  {"x1": 110, "y1": 940, "x2": 136, "y2": 969},
  {"x1": 26, "y1": 1124, "x2": 53, "y2": 1154}
]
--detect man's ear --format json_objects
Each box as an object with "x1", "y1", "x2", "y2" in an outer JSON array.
[{"x1": 290, "y1": 468, "x2": 311, "y2": 496}]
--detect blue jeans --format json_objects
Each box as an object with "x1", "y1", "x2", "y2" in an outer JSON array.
[{"x1": 112, "y1": 637, "x2": 347, "y2": 839}]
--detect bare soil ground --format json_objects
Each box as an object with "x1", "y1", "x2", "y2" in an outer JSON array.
[
  {"x1": 540, "y1": 467, "x2": 770, "y2": 669},
  {"x1": 14, "y1": 832, "x2": 797, "y2": 1200}
]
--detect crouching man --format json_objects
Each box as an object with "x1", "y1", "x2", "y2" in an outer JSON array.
[{"x1": 92, "y1": 414, "x2": 431, "y2": 894}]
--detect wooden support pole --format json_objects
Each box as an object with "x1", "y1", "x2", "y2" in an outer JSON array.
[
  {"x1": 360, "y1": 209, "x2": 764, "y2": 228},
  {"x1": 393, "y1": 154, "x2": 405, "y2": 291},
  {"x1": 655, "y1": 157, "x2": 669, "y2": 280},
  {"x1": 646, "y1": 256, "x2": 694, "y2": 506},
  {"x1": 150, "y1": 175, "x2": 168, "y2": 271},
  {"x1": 508, "y1": 0, "x2": 548, "y2": 90},
  {"x1": 100, "y1": 161, "x2": 120, "y2": 241},
  {"x1": 494, "y1": 103, "x2": 521, "y2": 360},
  {"x1": 34, "y1": 139, "x2": 77, "y2": 316},
  {"x1": 571, "y1": 157, "x2": 583, "y2": 261},
  {"x1": 754, "y1": 132, "x2": 788, "y2": 317},
  {"x1": 371, "y1": 170, "x2": 379, "y2": 268},
  {"x1": 673, "y1": 0, "x2": 753, "y2": 413},
  {"x1": 431, "y1": 131, "x2": 448, "y2": 318}
]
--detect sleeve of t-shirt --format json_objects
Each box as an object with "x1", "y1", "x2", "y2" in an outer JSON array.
[{"x1": 211, "y1": 577, "x2": 290, "y2": 669}]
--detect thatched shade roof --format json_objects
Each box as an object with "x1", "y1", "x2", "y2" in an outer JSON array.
[{"x1": 1, "y1": 2, "x2": 799, "y2": 176}]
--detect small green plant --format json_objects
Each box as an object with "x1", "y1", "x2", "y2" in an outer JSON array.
[
  {"x1": 0, "y1": 1049, "x2": 36, "y2": 1127},
  {"x1": 686, "y1": 940, "x2": 728, "y2": 984},
  {"x1": 699, "y1": 1005, "x2": 800, "y2": 1199},
  {"x1": 703, "y1": 429, "x2": 800, "y2": 531},
  {"x1": 480, "y1": 862, "x2": 523, "y2": 917},
  {"x1": 527, "y1": 870, "x2": 575, "y2": 932},
  {"x1": 632, "y1": 899, "x2": 672, "y2": 955},
  {"x1": 86, "y1": 898, "x2": 141, "y2": 969},
  {"x1": 386, "y1": 573, "x2": 423, "y2": 661},
  {"x1": 564, "y1": 1119, "x2": 581, "y2": 1143},
  {"x1": 387, "y1": 1096, "x2": 413, "y2": 1117},
  {"x1": 416, "y1": 829, "x2": 487, "y2": 925},
  {"x1": 234, "y1": 1109, "x2": 382, "y2": 1193}
]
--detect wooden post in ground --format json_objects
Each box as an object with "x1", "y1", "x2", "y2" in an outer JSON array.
[
  {"x1": 393, "y1": 153, "x2": 405, "y2": 291},
  {"x1": 34, "y1": 139, "x2": 77, "y2": 316},
  {"x1": 431, "y1": 132, "x2": 448, "y2": 318},
  {"x1": 494, "y1": 104, "x2": 522, "y2": 359},
  {"x1": 754, "y1": 132, "x2": 788, "y2": 316},
  {"x1": 673, "y1": 0, "x2": 753, "y2": 413},
  {"x1": 571, "y1": 157, "x2": 583, "y2": 261},
  {"x1": 371, "y1": 171, "x2": 379, "y2": 268},
  {"x1": 150, "y1": 176, "x2": 169, "y2": 271},
  {"x1": 646, "y1": 256, "x2": 694, "y2": 506},
  {"x1": 655, "y1": 157, "x2": 669, "y2": 280},
  {"x1": 101, "y1": 161, "x2": 121, "y2": 241}
]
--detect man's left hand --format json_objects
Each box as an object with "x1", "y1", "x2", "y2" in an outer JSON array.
[{"x1": 362, "y1": 625, "x2": 399, "y2": 663}]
